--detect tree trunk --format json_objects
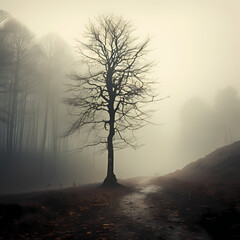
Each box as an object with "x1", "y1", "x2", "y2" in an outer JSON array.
[
  {"x1": 40, "y1": 99, "x2": 48, "y2": 167},
  {"x1": 51, "y1": 103, "x2": 58, "y2": 177},
  {"x1": 103, "y1": 108, "x2": 117, "y2": 186},
  {"x1": 18, "y1": 90, "x2": 27, "y2": 156},
  {"x1": 8, "y1": 61, "x2": 20, "y2": 160}
]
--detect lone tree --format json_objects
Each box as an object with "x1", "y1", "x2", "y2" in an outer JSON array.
[{"x1": 66, "y1": 16, "x2": 158, "y2": 186}]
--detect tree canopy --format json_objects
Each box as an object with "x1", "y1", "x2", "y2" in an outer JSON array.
[{"x1": 66, "y1": 16, "x2": 157, "y2": 147}]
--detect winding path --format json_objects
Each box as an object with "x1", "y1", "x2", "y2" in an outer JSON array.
[{"x1": 118, "y1": 184, "x2": 212, "y2": 240}]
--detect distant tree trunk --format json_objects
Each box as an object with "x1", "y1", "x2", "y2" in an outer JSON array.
[
  {"x1": 18, "y1": 90, "x2": 27, "y2": 155},
  {"x1": 24, "y1": 114, "x2": 32, "y2": 152},
  {"x1": 8, "y1": 61, "x2": 20, "y2": 159},
  {"x1": 40, "y1": 97, "x2": 49, "y2": 167},
  {"x1": 33, "y1": 100, "x2": 40, "y2": 152},
  {"x1": 0, "y1": 127, "x2": 5, "y2": 150},
  {"x1": 51, "y1": 103, "x2": 58, "y2": 176},
  {"x1": 6, "y1": 73, "x2": 13, "y2": 154}
]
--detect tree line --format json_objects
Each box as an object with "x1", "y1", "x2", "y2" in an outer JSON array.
[{"x1": 0, "y1": 11, "x2": 73, "y2": 186}]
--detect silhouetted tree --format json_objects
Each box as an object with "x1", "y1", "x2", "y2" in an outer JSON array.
[{"x1": 65, "y1": 16, "x2": 158, "y2": 185}]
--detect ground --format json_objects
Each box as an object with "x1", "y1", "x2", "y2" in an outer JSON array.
[{"x1": 0, "y1": 177, "x2": 239, "y2": 240}]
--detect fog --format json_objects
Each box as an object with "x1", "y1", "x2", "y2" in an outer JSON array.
[{"x1": 1, "y1": 0, "x2": 240, "y2": 193}]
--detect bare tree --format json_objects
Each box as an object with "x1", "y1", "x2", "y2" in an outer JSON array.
[{"x1": 65, "y1": 16, "x2": 158, "y2": 185}]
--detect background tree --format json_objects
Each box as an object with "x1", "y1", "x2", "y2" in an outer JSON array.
[
  {"x1": 0, "y1": 12, "x2": 74, "y2": 192},
  {"x1": 1, "y1": 18, "x2": 34, "y2": 158},
  {"x1": 66, "y1": 16, "x2": 158, "y2": 185},
  {"x1": 38, "y1": 33, "x2": 72, "y2": 175}
]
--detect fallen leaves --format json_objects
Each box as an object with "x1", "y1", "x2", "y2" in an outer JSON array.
[{"x1": 0, "y1": 186, "x2": 132, "y2": 240}]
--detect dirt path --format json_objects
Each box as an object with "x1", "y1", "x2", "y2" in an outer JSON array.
[
  {"x1": 0, "y1": 182, "x2": 216, "y2": 239},
  {"x1": 118, "y1": 183, "x2": 212, "y2": 240}
]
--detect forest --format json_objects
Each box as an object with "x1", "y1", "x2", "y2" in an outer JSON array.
[
  {"x1": 0, "y1": 1, "x2": 240, "y2": 239},
  {"x1": 0, "y1": 10, "x2": 80, "y2": 192}
]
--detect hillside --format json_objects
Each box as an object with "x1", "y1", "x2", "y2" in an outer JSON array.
[
  {"x1": 161, "y1": 141, "x2": 240, "y2": 184},
  {"x1": 150, "y1": 141, "x2": 240, "y2": 240}
]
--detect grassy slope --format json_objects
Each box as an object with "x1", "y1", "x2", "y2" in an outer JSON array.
[{"x1": 150, "y1": 141, "x2": 240, "y2": 240}]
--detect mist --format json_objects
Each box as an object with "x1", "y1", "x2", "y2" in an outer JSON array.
[{"x1": 1, "y1": 0, "x2": 240, "y2": 193}]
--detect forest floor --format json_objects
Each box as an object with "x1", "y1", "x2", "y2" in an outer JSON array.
[{"x1": 0, "y1": 177, "x2": 239, "y2": 240}]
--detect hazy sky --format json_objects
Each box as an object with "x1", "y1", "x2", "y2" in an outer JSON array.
[
  {"x1": 2, "y1": 0, "x2": 240, "y2": 179},
  {"x1": 3, "y1": 0, "x2": 240, "y2": 109}
]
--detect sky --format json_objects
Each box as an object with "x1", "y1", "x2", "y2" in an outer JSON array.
[{"x1": 2, "y1": 0, "x2": 240, "y2": 180}]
